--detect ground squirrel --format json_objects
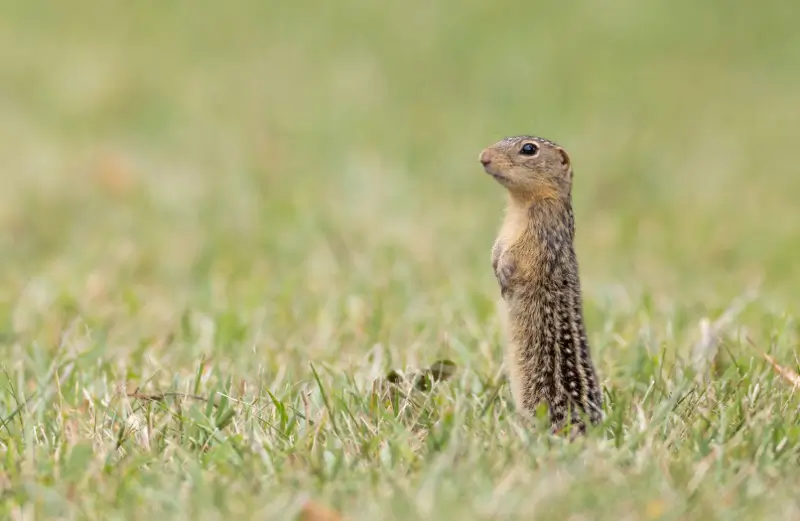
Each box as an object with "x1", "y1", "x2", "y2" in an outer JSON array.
[{"x1": 479, "y1": 135, "x2": 603, "y2": 434}]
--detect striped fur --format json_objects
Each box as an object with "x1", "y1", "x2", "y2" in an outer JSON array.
[{"x1": 483, "y1": 135, "x2": 603, "y2": 434}]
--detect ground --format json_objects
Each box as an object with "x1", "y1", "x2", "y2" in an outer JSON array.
[{"x1": 2, "y1": 1, "x2": 800, "y2": 519}]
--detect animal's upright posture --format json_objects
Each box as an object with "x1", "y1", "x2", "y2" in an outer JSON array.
[{"x1": 479, "y1": 135, "x2": 603, "y2": 434}]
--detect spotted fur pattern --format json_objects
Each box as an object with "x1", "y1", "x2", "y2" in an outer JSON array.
[{"x1": 484, "y1": 135, "x2": 603, "y2": 435}]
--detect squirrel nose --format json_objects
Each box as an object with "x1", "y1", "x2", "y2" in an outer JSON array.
[{"x1": 479, "y1": 150, "x2": 492, "y2": 166}]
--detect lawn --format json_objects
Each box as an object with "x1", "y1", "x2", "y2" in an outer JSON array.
[{"x1": 2, "y1": 1, "x2": 800, "y2": 519}]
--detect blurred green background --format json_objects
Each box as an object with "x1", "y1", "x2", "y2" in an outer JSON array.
[{"x1": 2, "y1": 1, "x2": 800, "y2": 519}]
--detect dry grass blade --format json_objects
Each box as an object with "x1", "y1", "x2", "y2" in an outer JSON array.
[
  {"x1": 746, "y1": 337, "x2": 800, "y2": 389},
  {"x1": 691, "y1": 283, "x2": 759, "y2": 375},
  {"x1": 127, "y1": 389, "x2": 212, "y2": 404}
]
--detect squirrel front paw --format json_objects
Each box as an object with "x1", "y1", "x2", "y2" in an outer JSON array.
[{"x1": 495, "y1": 260, "x2": 516, "y2": 298}]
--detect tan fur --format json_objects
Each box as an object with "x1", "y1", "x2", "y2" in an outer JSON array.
[{"x1": 480, "y1": 135, "x2": 603, "y2": 435}]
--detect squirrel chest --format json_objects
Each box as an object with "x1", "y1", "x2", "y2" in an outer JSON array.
[{"x1": 493, "y1": 203, "x2": 560, "y2": 298}]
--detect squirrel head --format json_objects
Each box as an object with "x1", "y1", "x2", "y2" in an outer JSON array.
[{"x1": 479, "y1": 135, "x2": 573, "y2": 201}]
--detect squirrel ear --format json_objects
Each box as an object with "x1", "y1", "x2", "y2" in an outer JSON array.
[
  {"x1": 556, "y1": 147, "x2": 571, "y2": 168},
  {"x1": 556, "y1": 147, "x2": 572, "y2": 181}
]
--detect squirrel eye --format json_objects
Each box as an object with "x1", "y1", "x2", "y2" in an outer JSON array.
[{"x1": 520, "y1": 143, "x2": 538, "y2": 156}]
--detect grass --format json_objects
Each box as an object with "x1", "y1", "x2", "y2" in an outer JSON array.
[{"x1": 2, "y1": 0, "x2": 800, "y2": 519}]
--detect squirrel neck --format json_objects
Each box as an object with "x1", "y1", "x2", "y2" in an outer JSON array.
[{"x1": 506, "y1": 188, "x2": 575, "y2": 247}]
